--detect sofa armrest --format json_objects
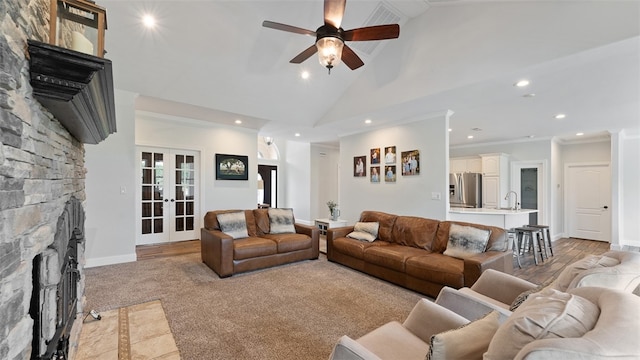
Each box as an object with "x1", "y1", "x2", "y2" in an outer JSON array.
[
  {"x1": 295, "y1": 223, "x2": 320, "y2": 258},
  {"x1": 435, "y1": 287, "x2": 511, "y2": 323},
  {"x1": 402, "y1": 299, "x2": 469, "y2": 343},
  {"x1": 463, "y1": 250, "x2": 514, "y2": 287},
  {"x1": 327, "y1": 226, "x2": 355, "y2": 259},
  {"x1": 469, "y1": 268, "x2": 538, "y2": 305},
  {"x1": 200, "y1": 228, "x2": 234, "y2": 277},
  {"x1": 329, "y1": 336, "x2": 381, "y2": 360}
]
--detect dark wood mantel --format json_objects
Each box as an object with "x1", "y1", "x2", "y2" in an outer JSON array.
[{"x1": 27, "y1": 40, "x2": 116, "y2": 144}]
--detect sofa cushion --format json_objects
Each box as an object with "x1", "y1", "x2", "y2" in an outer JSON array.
[
  {"x1": 391, "y1": 216, "x2": 439, "y2": 250},
  {"x1": 364, "y1": 245, "x2": 430, "y2": 272},
  {"x1": 253, "y1": 208, "x2": 270, "y2": 236},
  {"x1": 359, "y1": 211, "x2": 397, "y2": 243},
  {"x1": 216, "y1": 211, "x2": 249, "y2": 239},
  {"x1": 332, "y1": 237, "x2": 389, "y2": 259},
  {"x1": 485, "y1": 288, "x2": 600, "y2": 360},
  {"x1": 233, "y1": 237, "x2": 278, "y2": 260},
  {"x1": 405, "y1": 254, "x2": 464, "y2": 288},
  {"x1": 551, "y1": 254, "x2": 620, "y2": 292},
  {"x1": 426, "y1": 311, "x2": 500, "y2": 360},
  {"x1": 263, "y1": 233, "x2": 312, "y2": 253},
  {"x1": 347, "y1": 222, "x2": 380, "y2": 242},
  {"x1": 205, "y1": 210, "x2": 258, "y2": 236},
  {"x1": 443, "y1": 224, "x2": 491, "y2": 260},
  {"x1": 357, "y1": 321, "x2": 429, "y2": 360},
  {"x1": 268, "y1": 208, "x2": 296, "y2": 234}
]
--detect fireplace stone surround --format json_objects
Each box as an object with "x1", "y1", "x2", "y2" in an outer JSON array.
[{"x1": 1, "y1": 2, "x2": 89, "y2": 359}]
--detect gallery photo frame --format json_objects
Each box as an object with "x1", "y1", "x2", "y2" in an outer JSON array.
[{"x1": 215, "y1": 153, "x2": 248, "y2": 180}]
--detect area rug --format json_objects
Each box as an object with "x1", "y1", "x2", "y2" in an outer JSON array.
[
  {"x1": 83, "y1": 254, "x2": 422, "y2": 360},
  {"x1": 75, "y1": 300, "x2": 180, "y2": 359}
]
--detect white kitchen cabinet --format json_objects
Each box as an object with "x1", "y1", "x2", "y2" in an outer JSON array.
[
  {"x1": 450, "y1": 157, "x2": 482, "y2": 173},
  {"x1": 480, "y1": 153, "x2": 510, "y2": 208}
]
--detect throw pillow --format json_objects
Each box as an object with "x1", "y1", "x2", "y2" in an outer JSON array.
[
  {"x1": 552, "y1": 255, "x2": 620, "y2": 291},
  {"x1": 443, "y1": 224, "x2": 491, "y2": 260},
  {"x1": 347, "y1": 222, "x2": 379, "y2": 242},
  {"x1": 216, "y1": 211, "x2": 248, "y2": 239},
  {"x1": 485, "y1": 288, "x2": 600, "y2": 360},
  {"x1": 425, "y1": 311, "x2": 500, "y2": 360},
  {"x1": 268, "y1": 208, "x2": 296, "y2": 234}
]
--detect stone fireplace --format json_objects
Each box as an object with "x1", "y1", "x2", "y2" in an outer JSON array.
[{"x1": 0, "y1": 1, "x2": 114, "y2": 359}]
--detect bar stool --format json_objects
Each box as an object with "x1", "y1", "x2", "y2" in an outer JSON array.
[
  {"x1": 528, "y1": 225, "x2": 553, "y2": 258},
  {"x1": 515, "y1": 226, "x2": 545, "y2": 265},
  {"x1": 506, "y1": 228, "x2": 522, "y2": 269}
]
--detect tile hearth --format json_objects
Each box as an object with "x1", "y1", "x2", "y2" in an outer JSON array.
[{"x1": 76, "y1": 300, "x2": 179, "y2": 359}]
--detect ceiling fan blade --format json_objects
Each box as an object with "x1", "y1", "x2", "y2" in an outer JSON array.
[
  {"x1": 290, "y1": 44, "x2": 318, "y2": 64},
  {"x1": 341, "y1": 45, "x2": 364, "y2": 70},
  {"x1": 262, "y1": 21, "x2": 316, "y2": 36},
  {"x1": 343, "y1": 24, "x2": 400, "y2": 41},
  {"x1": 324, "y1": 0, "x2": 346, "y2": 29}
]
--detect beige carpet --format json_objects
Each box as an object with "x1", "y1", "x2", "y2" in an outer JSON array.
[{"x1": 84, "y1": 254, "x2": 422, "y2": 360}]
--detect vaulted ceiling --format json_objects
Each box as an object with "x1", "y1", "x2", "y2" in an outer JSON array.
[{"x1": 100, "y1": 0, "x2": 640, "y2": 146}]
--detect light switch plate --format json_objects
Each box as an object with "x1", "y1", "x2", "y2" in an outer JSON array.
[{"x1": 431, "y1": 192, "x2": 441, "y2": 200}]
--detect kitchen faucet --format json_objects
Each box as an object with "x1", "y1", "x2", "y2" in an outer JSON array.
[{"x1": 505, "y1": 191, "x2": 519, "y2": 210}]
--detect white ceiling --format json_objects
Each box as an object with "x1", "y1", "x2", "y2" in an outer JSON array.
[{"x1": 100, "y1": 0, "x2": 640, "y2": 146}]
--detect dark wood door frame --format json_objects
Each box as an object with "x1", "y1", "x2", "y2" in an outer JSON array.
[{"x1": 258, "y1": 165, "x2": 277, "y2": 207}]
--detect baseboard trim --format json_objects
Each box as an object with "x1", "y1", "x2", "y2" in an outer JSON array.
[{"x1": 86, "y1": 253, "x2": 137, "y2": 268}]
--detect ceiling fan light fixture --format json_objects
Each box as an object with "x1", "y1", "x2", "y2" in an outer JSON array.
[{"x1": 316, "y1": 36, "x2": 344, "y2": 73}]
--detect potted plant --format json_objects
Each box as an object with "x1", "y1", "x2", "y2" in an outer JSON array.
[{"x1": 327, "y1": 200, "x2": 340, "y2": 221}]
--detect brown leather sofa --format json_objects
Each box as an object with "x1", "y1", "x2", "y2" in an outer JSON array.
[
  {"x1": 201, "y1": 209, "x2": 319, "y2": 277},
  {"x1": 327, "y1": 211, "x2": 513, "y2": 298}
]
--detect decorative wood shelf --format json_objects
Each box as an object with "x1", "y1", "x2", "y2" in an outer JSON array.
[{"x1": 27, "y1": 40, "x2": 116, "y2": 144}]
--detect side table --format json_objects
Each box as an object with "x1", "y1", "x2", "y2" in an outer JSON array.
[{"x1": 314, "y1": 218, "x2": 348, "y2": 236}]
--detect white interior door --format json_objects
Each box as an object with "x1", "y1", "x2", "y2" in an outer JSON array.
[
  {"x1": 137, "y1": 147, "x2": 200, "y2": 245},
  {"x1": 566, "y1": 163, "x2": 611, "y2": 242}
]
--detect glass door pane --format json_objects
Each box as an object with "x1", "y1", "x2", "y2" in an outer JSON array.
[
  {"x1": 174, "y1": 154, "x2": 196, "y2": 232},
  {"x1": 141, "y1": 151, "x2": 165, "y2": 235}
]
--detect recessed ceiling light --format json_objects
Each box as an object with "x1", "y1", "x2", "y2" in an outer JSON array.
[
  {"x1": 234, "y1": 119, "x2": 242, "y2": 124},
  {"x1": 301, "y1": 71, "x2": 310, "y2": 79},
  {"x1": 467, "y1": 135, "x2": 474, "y2": 139},
  {"x1": 142, "y1": 14, "x2": 156, "y2": 28},
  {"x1": 522, "y1": 93, "x2": 536, "y2": 98},
  {"x1": 554, "y1": 114, "x2": 566, "y2": 119},
  {"x1": 364, "y1": 119, "x2": 372, "y2": 124},
  {"x1": 294, "y1": 133, "x2": 301, "y2": 137},
  {"x1": 576, "y1": 132, "x2": 584, "y2": 136},
  {"x1": 514, "y1": 79, "x2": 530, "y2": 87}
]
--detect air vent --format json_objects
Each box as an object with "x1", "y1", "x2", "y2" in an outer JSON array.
[{"x1": 350, "y1": 2, "x2": 402, "y2": 56}]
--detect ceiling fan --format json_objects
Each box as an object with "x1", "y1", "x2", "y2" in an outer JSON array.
[{"x1": 262, "y1": 0, "x2": 400, "y2": 73}]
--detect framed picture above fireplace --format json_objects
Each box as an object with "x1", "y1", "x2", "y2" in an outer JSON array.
[{"x1": 215, "y1": 154, "x2": 248, "y2": 180}]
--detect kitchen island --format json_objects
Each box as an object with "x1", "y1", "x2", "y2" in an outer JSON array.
[{"x1": 449, "y1": 207, "x2": 538, "y2": 229}]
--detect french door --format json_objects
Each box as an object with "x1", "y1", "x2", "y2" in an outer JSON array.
[{"x1": 137, "y1": 146, "x2": 200, "y2": 245}]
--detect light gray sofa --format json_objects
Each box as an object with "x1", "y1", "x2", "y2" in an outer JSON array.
[{"x1": 329, "y1": 287, "x2": 640, "y2": 360}]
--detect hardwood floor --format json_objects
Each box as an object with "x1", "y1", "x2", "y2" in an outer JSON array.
[
  {"x1": 136, "y1": 239, "x2": 200, "y2": 260},
  {"x1": 512, "y1": 237, "x2": 610, "y2": 285},
  {"x1": 135, "y1": 237, "x2": 610, "y2": 285}
]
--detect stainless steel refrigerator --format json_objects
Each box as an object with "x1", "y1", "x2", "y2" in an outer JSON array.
[{"x1": 449, "y1": 173, "x2": 483, "y2": 208}]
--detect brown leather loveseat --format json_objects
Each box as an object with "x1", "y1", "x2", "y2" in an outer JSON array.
[
  {"x1": 327, "y1": 211, "x2": 512, "y2": 298},
  {"x1": 201, "y1": 208, "x2": 319, "y2": 277}
]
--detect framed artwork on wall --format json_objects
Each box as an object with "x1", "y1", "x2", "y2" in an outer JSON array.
[
  {"x1": 370, "y1": 148, "x2": 380, "y2": 165},
  {"x1": 215, "y1": 153, "x2": 248, "y2": 180},
  {"x1": 354, "y1": 156, "x2": 366, "y2": 177},
  {"x1": 384, "y1": 166, "x2": 396, "y2": 182},
  {"x1": 384, "y1": 146, "x2": 396, "y2": 164},
  {"x1": 401, "y1": 150, "x2": 420, "y2": 176},
  {"x1": 370, "y1": 167, "x2": 380, "y2": 183}
]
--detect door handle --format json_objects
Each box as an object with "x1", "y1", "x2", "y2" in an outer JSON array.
[
  {"x1": 164, "y1": 199, "x2": 168, "y2": 202},
  {"x1": 603, "y1": 206, "x2": 608, "y2": 209},
  {"x1": 170, "y1": 199, "x2": 175, "y2": 202}
]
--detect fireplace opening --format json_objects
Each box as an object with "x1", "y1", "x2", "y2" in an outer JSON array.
[{"x1": 28, "y1": 197, "x2": 85, "y2": 360}]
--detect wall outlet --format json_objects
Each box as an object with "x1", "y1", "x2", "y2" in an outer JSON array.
[{"x1": 431, "y1": 192, "x2": 441, "y2": 200}]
